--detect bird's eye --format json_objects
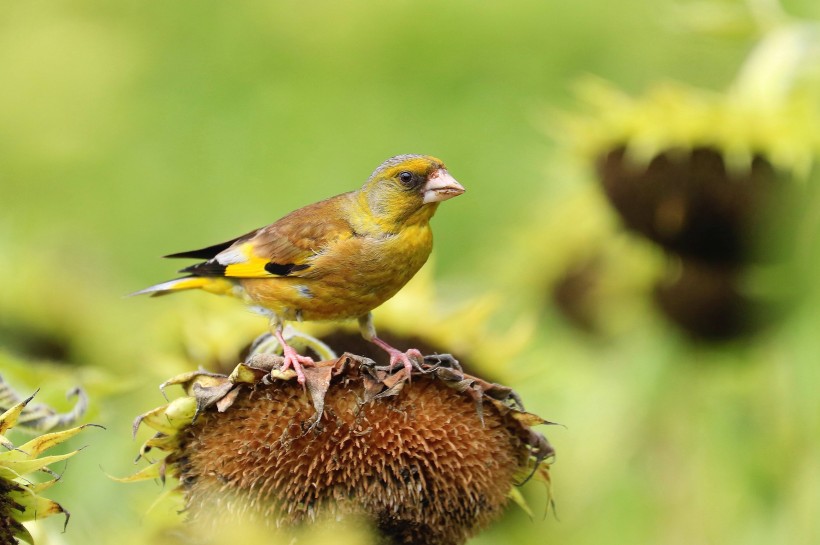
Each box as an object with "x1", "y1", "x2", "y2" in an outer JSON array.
[{"x1": 398, "y1": 171, "x2": 414, "y2": 185}]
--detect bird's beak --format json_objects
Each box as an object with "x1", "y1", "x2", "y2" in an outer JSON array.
[{"x1": 422, "y1": 169, "x2": 465, "y2": 204}]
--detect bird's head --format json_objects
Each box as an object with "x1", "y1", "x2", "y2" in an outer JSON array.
[{"x1": 360, "y1": 154, "x2": 465, "y2": 227}]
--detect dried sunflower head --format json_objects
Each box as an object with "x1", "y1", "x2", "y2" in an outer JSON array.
[
  {"x1": 127, "y1": 353, "x2": 554, "y2": 545},
  {"x1": 0, "y1": 389, "x2": 94, "y2": 544}
]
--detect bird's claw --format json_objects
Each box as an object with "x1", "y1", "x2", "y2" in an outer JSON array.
[
  {"x1": 279, "y1": 345, "x2": 315, "y2": 385},
  {"x1": 386, "y1": 348, "x2": 424, "y2": 381}
]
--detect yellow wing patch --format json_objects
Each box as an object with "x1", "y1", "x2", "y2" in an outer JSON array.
[
  {"x1": 221, "y1": 243, "x2": 311, "y2": 278},
  {"x1": 219, "y1": 242, "x2": 274, "y2": 278},
  {"x1": 224, "y1": 255, "x2": 277, "y2": 277}
]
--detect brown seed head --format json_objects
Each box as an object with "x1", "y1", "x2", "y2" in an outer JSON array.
[{"x1": 134, "y1": 355, "x2": 554, "y2": 545}]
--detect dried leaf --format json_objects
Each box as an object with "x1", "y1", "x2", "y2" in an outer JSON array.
[
  {"x1": 7, "y1": 488, "x2": 67, "y2": 522},
  {"x1": 509, "y1": 410, "x2": 550, "y2": 428},
  {"x1": 0, "y1": 451, "x2": 78, "y2": 480},
  {"x1": 143, "y1": 432, "x2": 179, "y2": 452},
  {"x1": 191, "y1": 381, "x2": 235, "y2": 416},
  {"x1": 267, "y1": 369, "x2": 298, "y2": 382},
  {"x1": 215, "y1": 386, "x2": 242, "y2": 412},
  {"x1": 11, "y1": 424, "x2": 97, "y2": 460},
  {"x1": 17, "y1": 386, "x2": 88, "y2": 432},
  {"x1": 303, "y1": 364, "x2": 334, "y2": 421},
  {"x1": 133, "y1": 397, "x2": 197, "y2": 436},
  {"x1": 508, "y1": 487, "x2": 534, "y2": 518},
  {"x1": 243, "y1": 354, "x2": 286, "y2": 373},
  {"x1": 0, "y1": 392, "x2": 34, "y2": 435},
  {"x1": 110, "y1": 461, "x2": 164, "y2": 483},
  {"x1": 160, "y1": 370, "x2": 225, "y2": 398}
]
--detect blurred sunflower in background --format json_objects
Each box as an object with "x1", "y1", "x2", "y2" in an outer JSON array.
[{"x1": 537, "y1": 1, "x2": 820, "y2": 341}]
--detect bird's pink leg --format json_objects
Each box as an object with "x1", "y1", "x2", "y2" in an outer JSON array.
[
  {"x1": 358, "y1": 313, "x2": 423, "y2": 379},
  {"x1": 273, "y1": 325, "x2": 314, "y2": 385}
]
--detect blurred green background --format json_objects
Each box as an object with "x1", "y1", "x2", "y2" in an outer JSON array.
[{"x1": 1, "y1": 0, "x2": 818, "y2": 544}]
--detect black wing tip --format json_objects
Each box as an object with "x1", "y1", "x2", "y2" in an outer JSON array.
[
  {"x1": 163, "y1": 238, "x2": 241, "y2": 260},
  {"x1": 164, "y1": 250, "x2": 200, "y2": 259}
]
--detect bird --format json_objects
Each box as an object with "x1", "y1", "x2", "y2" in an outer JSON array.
[{"x1": 134, "y1": 154, "x2": 465, "y2": 384}]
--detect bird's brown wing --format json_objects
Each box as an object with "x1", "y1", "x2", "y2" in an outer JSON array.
[{"x1": 178, "y1": 194, "x2": 355, "y2": 279}]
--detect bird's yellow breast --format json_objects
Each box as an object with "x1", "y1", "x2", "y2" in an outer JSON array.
[{"x1": 240, "y1": 222, "x2": 433, "y2": 321}]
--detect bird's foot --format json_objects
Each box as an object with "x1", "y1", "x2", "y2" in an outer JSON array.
[
  {"x1": 395, "y1": 348, "x2": 423, "y2": 380},
  {"x1": 380, "y1": 345, "x2": 424, "y2": 381},
  {"x1": 279, "y1": 344, "x2": 315, "y2": 385}
]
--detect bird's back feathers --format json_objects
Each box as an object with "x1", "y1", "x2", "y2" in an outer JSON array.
[{"x1": 169, "y1": 193, "x2": 357, "y2": 281}]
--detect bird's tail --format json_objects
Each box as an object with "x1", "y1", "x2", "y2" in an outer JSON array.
[{"x1": 129, "y1": 276, "x2": 235, "y2": 297}]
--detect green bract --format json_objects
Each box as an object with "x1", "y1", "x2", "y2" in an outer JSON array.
[{"x1": 0, "y1": 393, "x2": 93, "y2": 544}]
